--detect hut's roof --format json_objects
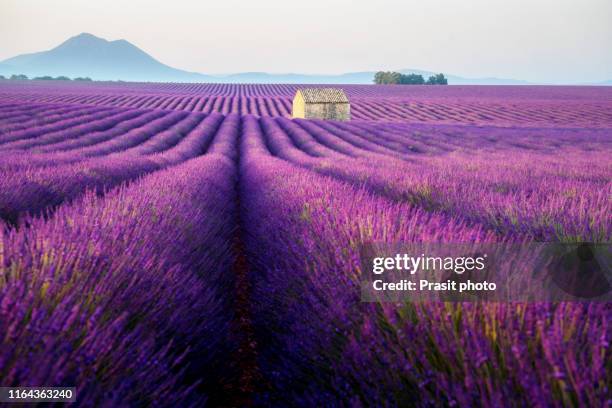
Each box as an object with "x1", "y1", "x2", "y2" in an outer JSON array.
[{"x1": 297, "y1": 88, "x2": 349, "y2": 104}]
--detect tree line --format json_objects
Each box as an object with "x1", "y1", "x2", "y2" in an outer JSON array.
[
  {"x1": 374, "y1": 71, "x2": 448, "y2": 85},
  {"x1": 0, "y1": 74, "x2": 92, "y2": 81}
]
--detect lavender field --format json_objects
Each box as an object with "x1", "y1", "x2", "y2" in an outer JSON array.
[{"x1": 0, "y1": 81, "x2": 611, "y2": 406}]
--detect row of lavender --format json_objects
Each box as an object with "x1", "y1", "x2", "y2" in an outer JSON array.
[
  {"x1": 0, "y1": 102, "x2": 236, "y2": 224},
  {"x1": 3, "y1": 80, "x2": 612, "y2": 99},
  {"x1": 1, "y1": 104, "x2": 245, "y2": 404},
  {"x1": 3, "y1": 99, "x2": 608, "y2": 156},
  {"x1": 257, "y1": 116, "x2": 611, "y2": 242},
  {"x1": 2, "y1": 102, "x2": 608, "y2": 241},
  {"x1": 0, "y1": 123, "x2": 242, "y2": 404},
  {"x1": 240, "y1": 116, "x2": 610, "y2": 405},
  {"x1": 1, "y1": 105, "x2": 610, "y2": 405},
  {"x1": 1, "y1": 101, "x2": 608, "y2": 246},
  {"x1": 3, "y1": 91, "x2": 612, "y2": 127}
]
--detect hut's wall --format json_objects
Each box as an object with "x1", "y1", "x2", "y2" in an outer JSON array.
[
  {"x1": 304, "y1": 103, "x2": 350, "y2": 121},
  {"x1": 292, "y1": 93, "x2": 306, "y2": 119}
]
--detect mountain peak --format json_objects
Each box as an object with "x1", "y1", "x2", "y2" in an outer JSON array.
[
  {"x1": 66, "y1": 32, "x2": 106, "y2": 43},
  {"x1": 0, "y1": 33, "x2": 208, "y2": 82},
  {"x1": 74, "y1": 32, "x2": 100, "y2": 39},
  {"x1": 60, "y1": 33, "x2": 120, "y2": 48},
  {"x1": 58, "y1": 33, "x2": 136, "y2": 49}
]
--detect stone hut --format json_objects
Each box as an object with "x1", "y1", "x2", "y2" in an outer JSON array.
[{"x1": 292, "y1": 88, "x2": 350, "y2": 121}]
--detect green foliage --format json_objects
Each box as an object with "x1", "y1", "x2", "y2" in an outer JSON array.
[
  {"x1": 427, "y1": 73, "x2": 448, "y2": 85},
  {"x1": 374, "y1": 71, "x2": 447, "y2": 85},
  {"x1": 0, "y1": 74, "x2": 5, "y2": 80},
  {"x1": 33, "y1": 75, "x2": 72, "y2": 81},
  {"x1": 10, "y1": 74, "x2": 28, "y2": 80},
  {"x1": 374, "y1": 71, "x2": 402, "y2": 84},
  {"x1": 74, "y1": 77, "x2": 93, "y2": 81},
  {"x1": 401, "y1": 73, "x2": 425, "y2": 84}
]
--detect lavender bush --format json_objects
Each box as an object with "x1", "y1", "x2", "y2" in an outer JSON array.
[{"x1": 0, "y1": 151, "x2": 238, "y2": 405}]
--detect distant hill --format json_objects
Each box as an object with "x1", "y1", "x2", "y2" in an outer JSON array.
[
  {"x1": 1, "y1": 33, "x2": 606, "y2": 85},
  {"x1": 219, "y1": 71, "x2": 382, "y2": 84},
  {"x1": 396, "y1": 69, "x2": 531, "y2": 85},
  {"x1": 220, "y1": 71, "x2": 531, "y2": 85},
  {"x1": 0, "y1": 33, "x2": 212, "y2": 82},
  {"x1": 0, "y1": 62, "x2": 17, "y2": 76}
]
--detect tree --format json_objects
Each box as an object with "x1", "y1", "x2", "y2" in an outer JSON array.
[
  {"x1": 435, "y1": 73, "x2": 448, "y2": 85},
  {"x1": 0, "y1": 75, "x2": 5, "y2": 80},
  {"x1": 55, "y1": 76, "x2": 71, "y2": 81},
  {"x1": 400, "y1": 73, "x2": 425, "y2": 85},
  {"x1": 34, "y1": 76, "x2": 54, "y2": 80},
  {"x1": 10, "y1": 74, "x2": 28, "y2": 80},
  {"x1": 427, "y1": 73, "x2": 448, "y2": 85},
  {"x1": 374, "y1": 71, "x2": 403, "y2": 84},
  {"x1": 375, "y1": 71, "x2": 447, "y2": 85},
  {"x1": 374, "y1": 71, "x2": 428, "y2": 85},
  {"x1": 374, "y1": 71, "x2": 384, "y2": 84},
  {"x1": 74, "y1": 77, "x2": 92, "y2": 81}
]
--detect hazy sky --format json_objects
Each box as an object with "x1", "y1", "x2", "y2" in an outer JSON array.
[{"x1": 1, "y1": 0, "x2": 610, "y2": 83}]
